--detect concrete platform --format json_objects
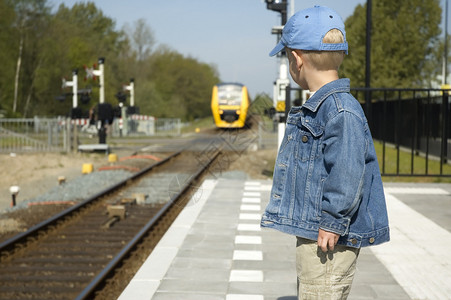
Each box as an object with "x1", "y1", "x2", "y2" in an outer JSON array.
[
  {"x1": 78, "y1": 143, "x2": 109, "y2": 153},
  {"x1": 119, "y1": 179, "x2": 451, "y2": 300}
]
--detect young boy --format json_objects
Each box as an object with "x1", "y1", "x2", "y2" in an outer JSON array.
[{"x1": 260, "y1": 5, "x2": 390, "y2": 299}]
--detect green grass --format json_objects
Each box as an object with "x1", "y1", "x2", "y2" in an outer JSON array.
[
  {"x1": 374, "y1": 141, "x2": 451, "y2": 182},
  {"x1": 181, "y1": 116, "x2": 215, "y2": 134}
]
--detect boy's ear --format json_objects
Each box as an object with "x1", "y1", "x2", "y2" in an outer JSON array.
[{"x1": 291, "y1": 50, "x2": 303, "y2": 71}]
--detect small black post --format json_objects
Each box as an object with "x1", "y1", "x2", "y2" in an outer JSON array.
[
  {"x1": 11, "y1": 195, "x2": 16, "y2": 207},
  {"x1": 99, "y1": 125, "x2": 107, "y2": 144},
  {"x1": 445, "y1": 0, "x2": 448, "y2": 86},
  {"x1": 441, "y1": 91, "x2": 449, "y2": 174}
]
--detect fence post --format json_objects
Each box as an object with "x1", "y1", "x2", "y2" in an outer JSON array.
[
  {"x1": 441, "y1": 92, "x2": 449, "y2": 173},
  {"x1": 73, "y1": 121, "x2": 79, "y2": 153},
  {"x1": 365, "y1": 89, "x2": 373, "y2": 131},
  {"x1": 47, "y1": 120, "x2": 52, "y2": 147},
  {"x1": 65, "y1": 117, "x2": 71, "y2": 152}
]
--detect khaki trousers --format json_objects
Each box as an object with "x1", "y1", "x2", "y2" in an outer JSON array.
[{"x1": 296, "y1": 237, "x2": 360, "y2": 300}]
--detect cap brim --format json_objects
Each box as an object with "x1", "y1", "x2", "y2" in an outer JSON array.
[{"x1": 269, "y1": 41, "x2": 285, "y2": 57}]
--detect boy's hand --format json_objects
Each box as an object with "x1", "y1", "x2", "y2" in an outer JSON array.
[{"x1": 317, "y1": 229, "x2": 339, "y2": 252}]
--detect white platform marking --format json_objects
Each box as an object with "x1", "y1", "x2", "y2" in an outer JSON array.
[
  {"x1": 233, "y1": 250, "x2": 263, "y2": 261},
  {"x1": 237, "y1": 223, "x2": 261, "y2": 232},
  {"x1": 244, "y1": 181, "x2": 271, "y2": 191},
  {"x1": 226, "y1": 295, "x2": 264, "y2": 300},
  {"x1": 383, "y1": 187, "x2": 449, "y2": 195},
  {"x1": 229, "y1": 270, "x2": 263, "y2": 282},
  {"x1": 245, "y1": 181, "x2": 261, "y2": 186},
  {"x1": 235, "y1": 235, "x2": 262, "y2": 245},
  {"x1": 239, "y1": 213, "x2": 261, "y2": 220},
  {"x1": 260, "y1": 184, "x2": 272, "y2": 191},
  {"x1": 370, "y1": 193, "x2": 451, "y2": 300},
  {"x1": 240, "y1": 204, "x2": 261, "y2": 211},
  {"x1": 242, "y1": 197, "x2": 261, "y2": 203},
  {"x1": 244, "y1": 186, "x2": 261, "y2": 191}
]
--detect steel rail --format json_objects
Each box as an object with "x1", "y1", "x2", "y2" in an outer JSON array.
[
  {"x1": 0, "y1": 149, "x2": 183, "y2": 255},
  {"x1": 75, "y1": 151, "x2": 220, "y2": 300}
]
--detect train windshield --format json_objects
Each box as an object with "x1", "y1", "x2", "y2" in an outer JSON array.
[{"x1": 217, "y1": 84, "x2": 242, "y2": 106}]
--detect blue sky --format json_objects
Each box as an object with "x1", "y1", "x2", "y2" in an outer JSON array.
[{"x1": 50, "y1": 0, "x2": 450, "y2": 98}]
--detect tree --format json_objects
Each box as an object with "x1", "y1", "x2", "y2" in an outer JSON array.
[
  {"x1": 37, "y1": 2, "x2": 127, "y2": 116},
  {"x1": 341, "y1": 0, "x2": 443, "y2": 88},
  {"x1": 0, "y1": 0, "x2": 220, "y2": 120},
  {"x1": 123, "y1": 18, "x2": 154, "y2": 62},
  {"x1": 0, "y1": 0, "x2": 51, "y2": 116},
  {"x1": 0, "y1": 0, "x2": 16, "y2": 114},
  {"x1": 119, "y1": 18, "x2": 155, "y2": 92},
  {"x1": 137, "y1": 47, "x2": 220, "y2": 120}
]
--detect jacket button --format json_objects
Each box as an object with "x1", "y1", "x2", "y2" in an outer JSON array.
[
  {"x1": 351, "y1": 238, "x2": 357, "y2": 245},
  {"x1": 369, "y1": 237, "x2": 375, "y2": 244},
  {"x1": 302, "y1": 135, "x2": 308, "y2": 143}
]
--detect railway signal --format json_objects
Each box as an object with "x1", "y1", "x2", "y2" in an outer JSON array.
[
  {"x1": 84, "y1": 58, "x2": 105, "y2": 104},
  {"x1": 85, "y1": 58, "x2": 110, "y2": 144},
  {"x1": 62, "y1": 69, "x2": 86, "y2": 119},
  {"x1": 265, "y1": 0, "x2": 288, "y2": 24},
  {"x1": 123, "y1": 78, "x2": 135, "y2": 107},
  {"x1": 61, "y1": 69, "x2": 78, "y2": 108},
  {"x1": 115, "y1": 91, "x2": 127, "y2": 103}
]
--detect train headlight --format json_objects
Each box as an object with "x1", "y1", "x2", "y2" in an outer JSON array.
[
  {"x1": 236, "y1": 110, "x2": 241, "y2": 115},
  {"x1": 219, "y1": 110, "x2": 223, "y2": 114}
]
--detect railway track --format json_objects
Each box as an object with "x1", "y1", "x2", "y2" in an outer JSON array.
[{"x1": 0, "y1": 149, "x2": 220, "y2": 300}]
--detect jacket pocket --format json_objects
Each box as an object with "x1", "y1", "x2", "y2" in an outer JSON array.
[{"x1": 297, "y1": 118, "x2": 324, "y2": 162}]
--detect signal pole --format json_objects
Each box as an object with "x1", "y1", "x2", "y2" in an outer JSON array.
[
  {"x1": 265, "y1": 0, "x2": 289, "y2": 148},
  {"x1": 124, "y1": 78, "x2": 135, "y2": 107},
  {"x1": 62, "y1": 69, "x2": 78, "y2": 108},
  {"x1": 86, "y1": 57, "x2": 109, "y2": 144},
  {"x1": 90, "y1": 57, "x2": 105, "y2": 104}
]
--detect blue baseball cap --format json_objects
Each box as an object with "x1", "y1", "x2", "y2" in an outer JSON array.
[{"x1": 269, "y1": 5, "x2": 348, "y2": 56}]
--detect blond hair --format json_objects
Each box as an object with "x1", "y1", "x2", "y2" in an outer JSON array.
[{"x1": 299, "y1": 29, "x2": 346, "y2": 71}]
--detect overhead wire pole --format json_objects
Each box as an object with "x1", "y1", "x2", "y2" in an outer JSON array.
[{"x1": 365, "y1": 0, "x2": 372, "y2": 129}]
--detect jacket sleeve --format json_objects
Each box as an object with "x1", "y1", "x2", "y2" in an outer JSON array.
[{"x1": 320, "y1": 110, "x2": 368, "y2": 235}]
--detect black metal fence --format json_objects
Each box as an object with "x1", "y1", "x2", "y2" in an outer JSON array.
[{"x1": 286, "y1": 86, "x2": 451, "y2": 177}]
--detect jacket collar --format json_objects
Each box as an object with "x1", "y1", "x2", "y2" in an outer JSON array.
[{"x1": 302, "y1": 78, "x2": 350, "y2": 112}]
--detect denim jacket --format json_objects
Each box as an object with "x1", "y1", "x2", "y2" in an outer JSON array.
[{"x1": 261, "y1": 78, "x2": 390, "y2": 248}]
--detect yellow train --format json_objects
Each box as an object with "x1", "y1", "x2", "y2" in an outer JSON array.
[{"x1": 211, "y1": 83, "x2": 250, "y2": 128}]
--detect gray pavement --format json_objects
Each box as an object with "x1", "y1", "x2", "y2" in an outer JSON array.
[
  {"x1": 2, "y1": 164, "x2": 450, "y2": 299},
  {"x1": 119, "y1": 177, "x2": 451, "y2": 300}
]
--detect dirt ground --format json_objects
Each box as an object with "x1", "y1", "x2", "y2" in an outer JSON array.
[
  {"x1": 0, "y1": 147, "x2": 276, "y2": 216},
  {"x1": 0, "y1": 152, "x2": 107, "y2": 211}
]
